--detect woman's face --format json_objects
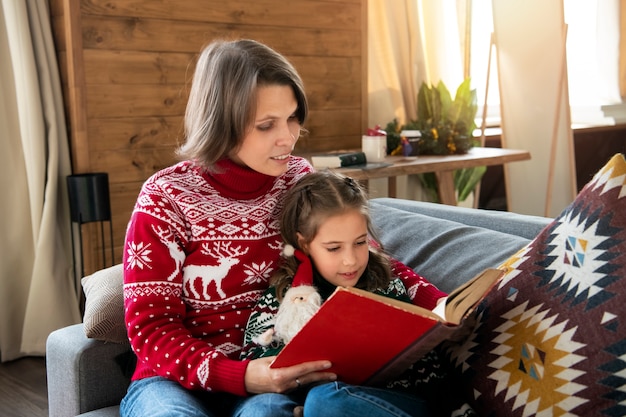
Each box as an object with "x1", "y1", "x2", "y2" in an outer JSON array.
[
  {"x1": 229, "y1": 84, "x2": 301, "y2": 177},
  {"x1": 301, "y1": 209, "x2": 370, "y2": 288}
]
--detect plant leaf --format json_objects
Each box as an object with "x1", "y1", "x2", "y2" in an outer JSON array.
[
  {"x1": 417, "y1": 82, "x2": 443, "y2": 129},
  {"x1": 454, "y1": 166, "x2": 487, "y2": 202},
  {"x1": 437, "y1": 81, "x2": 452, "y2": 126},
  {"x1": 452, "y1": 78, "x2": 478, "y2": 133},
  {"x1": 416, "y1": 82, "x2": 431, "y2": 126}
]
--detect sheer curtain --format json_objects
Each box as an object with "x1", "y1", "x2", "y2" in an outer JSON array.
[
  {"x1": 0, "y1": 0, "x2": 80, "y2": 361},
  {"x1": 367, "y1": 0, "x2": 464, "y2": 200},
  {"x1": 565, "y1": 0, "x2": 620, "y2": 125},
  {"x1": 368, "y1": 0, "x2": 463, "y2": 128},
  {"x1": 470, "y1": 0, "x2": 620, "y2": 127}
]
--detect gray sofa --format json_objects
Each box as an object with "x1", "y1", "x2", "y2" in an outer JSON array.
[{"x1": 46, "y1": 197, "x2": 551, "y2": 417}]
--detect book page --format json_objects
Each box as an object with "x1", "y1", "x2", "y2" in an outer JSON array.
[
  {"x1": 444, "y1": 269, "x2": 503, "y2": 323},
  {"x1": 346, "y1": 287, "x2": 444, "y2": 321},
  {"x1": 431, "y1": 297, "x2": 448, "y2": 320}
]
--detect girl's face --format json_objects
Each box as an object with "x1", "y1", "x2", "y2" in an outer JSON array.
[
  {"x1": 301, "y1": 209, "x2": 370, "y2": 288},
  {"x1": 229, "y1": 84, "x2": 301, "y2": 177}
]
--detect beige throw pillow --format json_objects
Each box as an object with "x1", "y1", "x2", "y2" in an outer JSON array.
[{"x1": 81, "y1": 263, "x2": 127, "y2": 343}]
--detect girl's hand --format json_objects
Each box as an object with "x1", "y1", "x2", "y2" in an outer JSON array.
[{"x1": 244, "y1": 357, "x2": 336, "y2": 394}]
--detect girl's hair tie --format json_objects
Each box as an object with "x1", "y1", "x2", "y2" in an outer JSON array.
[{"x1": 344, "y1": 176, "x2": 358, "y2": 192}]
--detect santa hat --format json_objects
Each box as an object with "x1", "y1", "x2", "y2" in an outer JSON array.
[{"x1": 283, "y1": 244, "x2": 314, "y2": 287}]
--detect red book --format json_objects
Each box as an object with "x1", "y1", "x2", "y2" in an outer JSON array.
[{"x1": 270, "y1": 268, "x2": 504, "y2": 385}]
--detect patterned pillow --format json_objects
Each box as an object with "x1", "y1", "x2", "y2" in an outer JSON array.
[
  {"x1": 81, "y1": 263, "x2": 127, "y2": 343},
  {"x1": 444, "y1": 153, "x2": 626, "y2": 416}
]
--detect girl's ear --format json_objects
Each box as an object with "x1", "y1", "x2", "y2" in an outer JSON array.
[{"x1": 296, "y1": 232, "x2": 308, "y2": 253}]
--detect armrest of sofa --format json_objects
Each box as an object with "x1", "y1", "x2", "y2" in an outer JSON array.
[{"x1": 46, "y1": 323, "x2": 133, "y2": 417}]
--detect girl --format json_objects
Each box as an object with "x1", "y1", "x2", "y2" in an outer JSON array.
[{"x1": 241, "y1": 170, "x2": 446, "y2": 417}]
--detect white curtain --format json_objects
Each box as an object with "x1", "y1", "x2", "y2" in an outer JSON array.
[
  {"x1": 470, "y1": 0, "x2": 620, "y2": 127},
  {"x1": 368, "y1": 0, "x2": 463, "y2": 127},
  {"x1": 0, "y1": 0, "x2": 80, "y2": 361},
  {"x1": 565, "y1": 0, "x2": 620, "y2": 125},
  {"x1": 492, "y1": 0, "x2": 577, "y2": 217},
  {"x1": 367, "y1": 0, "x2": 464, "y2": 201}
]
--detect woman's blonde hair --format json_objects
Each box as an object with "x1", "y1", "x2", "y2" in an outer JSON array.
[
  {"x1": 177, "y1": 39, "x2": 308, "y2": 170},
  {"x1": 273, "y1": 171, "x2": 392, "y2": 298}
]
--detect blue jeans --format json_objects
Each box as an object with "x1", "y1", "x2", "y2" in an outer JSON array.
[
  {"x1": 120, "y1": 376, "x2": 298, "y2": 417},
  {"x1": 304, "y1": 382, "x2": 432, "y2": 417}
]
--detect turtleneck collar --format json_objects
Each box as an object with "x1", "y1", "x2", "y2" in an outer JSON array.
[
  {"x1": 313, "y1": 265, "x2": 373, "y2": 301},
  {"x1": 201, "y1": 158, "x2": 276, "y2": 200},
  {"x1": 313, "y1": 270, "x2": 337, "y2": 301}
]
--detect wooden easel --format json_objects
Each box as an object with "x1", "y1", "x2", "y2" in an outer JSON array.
[
  {"x1": 478, "y1": 24, "x2": 576, "y2": 216},
  {"x1": 544, "y1": 23, "x2": 577, "y2": 217},
  {"x1": 473, "y1": 32, "x2": 495, "y2": 208}
]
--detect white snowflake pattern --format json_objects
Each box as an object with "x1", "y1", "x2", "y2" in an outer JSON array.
[
  {"x1": 126, "y1": 241, "x2": 153, "y2": 270},
  {"x1": 243, "y1": 261, "x2": 273, "y2": 285}
]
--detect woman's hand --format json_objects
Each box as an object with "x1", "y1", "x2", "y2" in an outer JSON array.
[{"x1": 244, "y1": 357, "x2": 336, "y2": 394}]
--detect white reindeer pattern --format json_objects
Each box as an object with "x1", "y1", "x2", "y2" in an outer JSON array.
[
  {"x1": 152, "y1": 224, "x2": 186, "y2": 281},
  {"x1": 184, "y1": 242, "x2": 250, "y2": 299}
]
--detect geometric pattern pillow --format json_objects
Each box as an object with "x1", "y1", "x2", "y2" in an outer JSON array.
[{"x1": 443, "y1": 153, "x2": 626, "y2": 416}]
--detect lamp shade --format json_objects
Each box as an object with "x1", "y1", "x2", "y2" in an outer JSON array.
[{"x1": 67, "y1": 173, "x2": 111, "y2": 223}]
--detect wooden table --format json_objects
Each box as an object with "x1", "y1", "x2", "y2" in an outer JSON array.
[{"x1": 332, "y1": 147, "x2": 531, "y2": 205}]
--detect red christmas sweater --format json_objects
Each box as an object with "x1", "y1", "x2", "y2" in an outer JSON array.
[{"x1": 123, "y1": 156, "x2": 445, "y2": 396}]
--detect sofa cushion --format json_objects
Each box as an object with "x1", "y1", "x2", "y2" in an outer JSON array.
[
  {"x1": 369, "y1": 201, "x2": 540, "y2": 293},
  {"x1": 445, "y1": 153, "x2": 626, "y2": 416},
  {"x1": 81, "y1": 263, "x2": 127, "y2": 343},
  {"x1": 372, "y1": 197, "x2": 550, "y2": 240}
]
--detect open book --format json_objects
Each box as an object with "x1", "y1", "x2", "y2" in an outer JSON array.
[{"x1": 269, "y1": 268, "x2": 504, "y2": 385}]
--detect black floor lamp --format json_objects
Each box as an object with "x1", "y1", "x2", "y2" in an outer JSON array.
[{"x1": 66, "y1": 173, "x2": 114, "y2": 286}]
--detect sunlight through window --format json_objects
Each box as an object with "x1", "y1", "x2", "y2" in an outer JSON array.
[{"x1": 468, "y1": 0, "x2": 619, "y2": 127}]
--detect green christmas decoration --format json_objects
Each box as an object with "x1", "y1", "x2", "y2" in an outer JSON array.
[{"x1": 384, "y1": 79, "x2": 485, "y2": 203}]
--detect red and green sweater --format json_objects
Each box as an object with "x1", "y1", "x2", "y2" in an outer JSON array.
[{"x1": 123, "y1": 156, "x2": 446, "y2": 396}]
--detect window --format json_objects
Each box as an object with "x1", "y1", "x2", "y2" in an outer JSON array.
[{"x1": 468, "y1": 0, "x2": 620, "y2": 127}]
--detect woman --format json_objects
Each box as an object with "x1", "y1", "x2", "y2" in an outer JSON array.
[{"x1": 121, "y1": 39, "x2": 446, "y2": 417}]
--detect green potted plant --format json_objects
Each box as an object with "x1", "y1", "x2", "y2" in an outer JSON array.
[{"x1": 385, "y1": 78, "x2": 485, "y2": 203}]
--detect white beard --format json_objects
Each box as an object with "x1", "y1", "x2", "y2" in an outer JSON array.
[{"x1": 273, "y1": 285, "x2": 322, "y2": 344}]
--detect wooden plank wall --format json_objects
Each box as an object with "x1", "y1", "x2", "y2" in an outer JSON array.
[{"x1": 49, "y1": 0, "x2": 367, "y2": 275}]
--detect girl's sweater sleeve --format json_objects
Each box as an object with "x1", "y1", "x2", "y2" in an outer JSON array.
[
  {"x1": 240, "y1": 288, "x2": 284, "y2": 360},
  {"x1": 390, "y1": 258, "x2": 447, "y2": 310}
]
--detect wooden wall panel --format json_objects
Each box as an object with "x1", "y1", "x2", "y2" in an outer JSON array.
[
  {"x1": 79, "y1": 0, "x2": 361, "y2": 31},
  {"x1": 48, "y1": 0, "x2": 367, "y2": 274},
  {"x1": 85, "y1": 84, "x2": 188, "y2": 117},
  {"x1": 83, "y1": 50, "x2": 193, "y2": 85},
  {"x1": 87, "y1": 116, "x2": 184, "y2": 151},
  {"x1": 79, "y1": 16, "x2": 362, "y2": 56}
]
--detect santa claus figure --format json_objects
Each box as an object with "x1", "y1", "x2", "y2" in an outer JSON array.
[{"x1": 254, "y1": 245, "x2": 322, "y2": 346}]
